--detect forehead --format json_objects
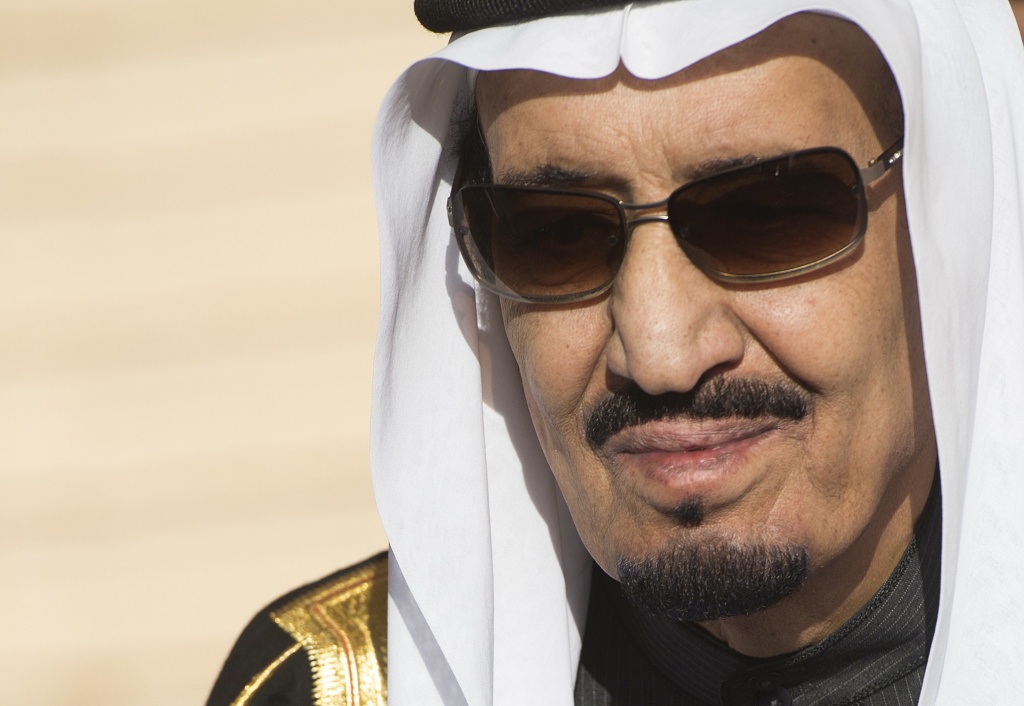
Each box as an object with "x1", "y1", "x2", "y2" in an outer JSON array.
[{"x1": 474, "y1": 13, "x2": 896, "y2": 178}]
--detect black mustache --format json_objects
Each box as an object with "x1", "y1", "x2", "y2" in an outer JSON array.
[{"x1": 585, "y1": 378, "x2": 810, "y2": 449}]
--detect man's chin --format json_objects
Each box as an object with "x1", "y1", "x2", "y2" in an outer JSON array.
[{"x1": 616, "y1": 537, "x2": 809, "y2": 623}]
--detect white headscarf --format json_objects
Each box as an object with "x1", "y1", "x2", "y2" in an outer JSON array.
[{"x1": 370, "y1": 1, "x2": 1024, "y2": 703}]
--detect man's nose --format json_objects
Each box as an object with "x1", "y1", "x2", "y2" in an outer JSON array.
[{"x1": 605, "y1": 225, "x2": 746, "y2": 395}]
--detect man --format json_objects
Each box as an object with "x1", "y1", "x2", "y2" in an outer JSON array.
[{"x1": 208, "y1": 1, "x2": 1024, "y2": 704}]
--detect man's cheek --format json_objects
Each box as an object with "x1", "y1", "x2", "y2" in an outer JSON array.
[
  {"x1": 517, "y1": 319, "x2": 603, "y2": 414},
  {"x1": 743, "y1": 288, "x2": 873, "y2": 386},
  {"x1": 504, "y1": 308, "x2": 610, "y2": 459}
]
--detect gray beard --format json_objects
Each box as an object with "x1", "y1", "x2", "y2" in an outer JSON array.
[{"x1": 617, "y1": 537, "x2": 809, "y2": 623}]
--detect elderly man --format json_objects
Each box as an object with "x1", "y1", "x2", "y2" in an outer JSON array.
[{"x1": 208, "y1": 1, "x2": 1024, "y2": 705}]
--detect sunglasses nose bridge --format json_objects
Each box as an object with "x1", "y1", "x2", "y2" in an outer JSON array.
[
  {"x1": 624, "y1": 214, "x2": 672, "y2": 234},
  {"x1": 620, "y1": 195, "x2": 673, "y2": 234}
]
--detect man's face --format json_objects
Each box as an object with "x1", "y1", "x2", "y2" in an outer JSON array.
[{"x1": 476, "y1": 15, "x2": 936, "y2": 653}]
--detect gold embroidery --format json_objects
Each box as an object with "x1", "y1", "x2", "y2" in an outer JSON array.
[
  {"x1": 272, "y1": 554, "x2": 388, "y2": 706},
  {"x1": 229, "y1": 642, "x2": 302, "y2": 706}
]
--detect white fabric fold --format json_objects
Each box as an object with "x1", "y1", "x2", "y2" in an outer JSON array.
[{"x1": 369, "y1": 0, "x2": 1024, "y2": 702}]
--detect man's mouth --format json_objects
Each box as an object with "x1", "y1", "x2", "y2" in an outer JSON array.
[
  {"x1": 602, "y1": 418, "x2": 782, "y2": 456},
  {"x1": 597, "y1": 417, "x2": 785, "y2": 501},
  {"x1": 583, "y1": 378, "x2": 810, "y2": 504}
]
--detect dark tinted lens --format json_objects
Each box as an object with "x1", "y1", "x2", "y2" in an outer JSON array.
[
  {"x1": 457, "y1": 186, "x2": 625, "y2": 300},
  {"x1": 667, "y1": 149, "x2": 864, "y2": 278}
]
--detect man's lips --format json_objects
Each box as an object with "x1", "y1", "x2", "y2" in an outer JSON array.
[
  {"x1": 597, "y1": 417, "x2": 784, "y2": 499},
  {"x1": 601, "y1": 417, "x2": 782, "y2": 456}
]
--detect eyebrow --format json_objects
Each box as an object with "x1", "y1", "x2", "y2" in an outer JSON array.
[
  {"x1": 496, "y1": 164, "x2": 602, "y2": 189},
  {"x1": 689, "y1": 154, "x2": 767, "y2": 180},
  {"x1": 495, "y1": 153, "x2": 779, "y2": 193}
]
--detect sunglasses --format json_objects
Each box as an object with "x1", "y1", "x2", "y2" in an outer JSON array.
[{"x1": 448, "y1": 139, "x2": 903, "y2": 303}]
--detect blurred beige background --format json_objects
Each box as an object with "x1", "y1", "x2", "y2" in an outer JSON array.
[{"x1": 0, "y1": 1, "x2": 443, "y2": 704}]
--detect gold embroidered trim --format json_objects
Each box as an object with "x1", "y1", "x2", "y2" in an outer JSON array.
[
  {"x1": 271, "y1": 554, "x2": 388, "y2": 706},
  {"x1": 229, "y1": 642, "x2": 302, "y2": 706}
]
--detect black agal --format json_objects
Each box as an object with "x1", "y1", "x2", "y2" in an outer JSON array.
[{"x1": 415, "y1": 0, "x2": 648, "y2": 32}]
